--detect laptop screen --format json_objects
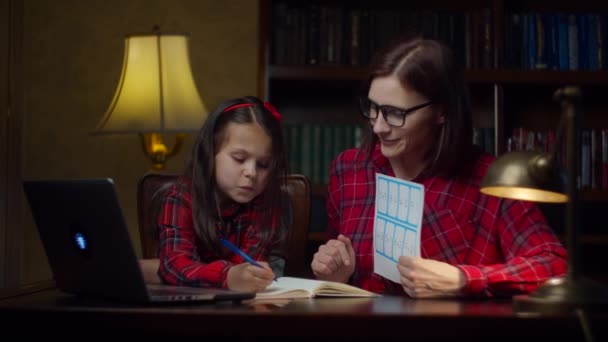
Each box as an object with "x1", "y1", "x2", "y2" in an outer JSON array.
[{"x1": 23, "y1": 178, "x2": 254, "y2": 304}]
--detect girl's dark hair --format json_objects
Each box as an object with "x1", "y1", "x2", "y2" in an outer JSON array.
[
  {"x1": 359, "y1": 37, "x2": 474, "y2": 177},
  {"x1": 158, "y1": 96, "x2": 288, "y2": 259}
]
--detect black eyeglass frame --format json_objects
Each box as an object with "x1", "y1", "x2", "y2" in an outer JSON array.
[{"x1": 358, "y1": 97, "x2": 434, "y2": 127}]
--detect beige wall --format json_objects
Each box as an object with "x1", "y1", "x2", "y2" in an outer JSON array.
[{"x1": 21, "y1": 0, "x2": 260, "y2": 284}]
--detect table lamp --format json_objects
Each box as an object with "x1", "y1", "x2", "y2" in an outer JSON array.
[
  {"x1": 94, "y1": 28, "x2": 208, "y2": 170},
  {"x1": 480, "y1": 86, "x2": 608, "y2": 313}
]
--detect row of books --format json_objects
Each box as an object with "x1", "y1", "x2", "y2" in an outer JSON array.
[
  {"x1": 505, "y1": 12, "x2": 608, "y2": 71},
  {"x1": 507, "y1": 127, "x2": 556, "y2": 154},
  {"x1": 283, "y1": 123, "x2": 362, "y2": 185},
  {"x1": 285, "y1": 123, "x2": 608, "y2": 190},
  {"x1": 272, "y1": 1, "x2": 492, "y2": 69},
  {"x1": 272, "y1": 1, "x2": 608, "y2": 72},
  {"x1": 507, "y1": 127, "x2": 608, "y2": 190},
  {"x1": 284, "y1": 125, "x2": 498, "y2": 186}
]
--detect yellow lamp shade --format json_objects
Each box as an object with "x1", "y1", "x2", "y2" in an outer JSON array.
[{"x1": 96, "y1": 33, "x2": 207, "y2": 133}]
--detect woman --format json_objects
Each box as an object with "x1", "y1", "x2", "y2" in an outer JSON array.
[{"x1": 310, "y1": 38, "x2": 567, "y2": 298}]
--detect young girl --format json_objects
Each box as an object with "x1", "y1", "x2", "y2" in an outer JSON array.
[{"x1": 157, "y1": 96, "x2": 288, "y2": 292}]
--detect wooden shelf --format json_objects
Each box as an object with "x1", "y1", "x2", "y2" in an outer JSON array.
[
  {"x1": 268, "y1": 65, "x2": 608, "y2": 85},
  {"x1": 471, "y1": 69, "x2": 608, "y2": 85},
  {"x1": 308, "y1": 232, "x2": 326, "y2": 242},
  {"x1": 555, "y1": 233, "x2": 608, "y2": 245},
  {"x1": 579, "y1": 234, "x2": 608, "y2": 245},
  {"x1": 268, "y1": 65, "x2": 367, "y2": 81},
  {"x1": 580, "y1": 189, "x2": 608, "y2": 202}
]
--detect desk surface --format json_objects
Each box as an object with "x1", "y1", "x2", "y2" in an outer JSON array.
[{"x1": 1, "y1": 288, "x2": 606, "y2": 340}]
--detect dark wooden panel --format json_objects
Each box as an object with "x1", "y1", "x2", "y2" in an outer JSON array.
[
  {"x1": 0, "y1": 0, "x2": 9, "y2": 289},
  {"x1": 2, "y1": 289, "x2": 606, "y2": 340},
  {"x1": 2, "y1": 0, "x2": 24, "y2": 290}
]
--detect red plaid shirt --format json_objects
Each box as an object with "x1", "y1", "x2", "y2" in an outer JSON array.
[
  {"x1": 157, "y1": 179, "x2": 273, "y2": 288},
  {"x1": 326, "y1": 146, "x2": 568, "y2": 297}
]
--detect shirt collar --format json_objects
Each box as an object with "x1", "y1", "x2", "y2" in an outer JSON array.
[
  {"x1": 218, "y1": 195, "x2": 263, "y2": 220},
  {"x1": 219, "y1": 203, "x2": 242, "y2": 219}
]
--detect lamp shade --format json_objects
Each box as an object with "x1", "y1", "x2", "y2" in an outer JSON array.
[
  {"x1": 95, "y1": 33, "x2": 207, "y2": 134},
  {"x1": 480, "y1": 151, "x2": 567, "y2": 203}
]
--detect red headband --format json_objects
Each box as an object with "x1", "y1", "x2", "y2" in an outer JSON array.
[{"x1": 223, "y1": 102, "x2": 282, "y2": 122}]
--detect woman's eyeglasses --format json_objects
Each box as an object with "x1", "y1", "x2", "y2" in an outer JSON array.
[{"x1": 358, "y1": 97, "x2": 433, "y2": 127}]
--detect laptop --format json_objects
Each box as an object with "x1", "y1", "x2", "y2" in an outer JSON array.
[{"x1": 22, "y1": 178, "x2": 255, "y2": 304}]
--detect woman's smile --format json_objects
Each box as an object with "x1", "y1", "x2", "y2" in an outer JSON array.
[{"x1": 380, "y1": 138, "x2": 399, "y2": 146}]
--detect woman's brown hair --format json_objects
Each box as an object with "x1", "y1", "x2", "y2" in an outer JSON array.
[{"x1": 359, "y1": 38, "x2": 474, "y2": 177}]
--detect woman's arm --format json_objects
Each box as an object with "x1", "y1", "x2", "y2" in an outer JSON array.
[{"x1": 457, "y1": 200, "x2": 568, "y2": 297}]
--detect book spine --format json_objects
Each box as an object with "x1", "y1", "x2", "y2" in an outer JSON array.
[
  {"x1": 349, "y1": 7, "x2": 361, "y2": 66},
  {"x1": 323, "y1": 125, "x2": 333, "y2": 185},
  {"x1": 568, "y1": 14, "x2": 579, "y2": 70},
  {"x1": 312, "y1": 124, "x2": 322, "y2": 184},
  {"x1": 558, "y1": 13, "x2": 570, "y2": 70},
  {"x1": 578, "y1": 13, "x2": 589, "y2": 70},
  {"x1": 602, "y1": 129, "x2": 608, "y2": 189},
  {"x1": 581, "y1": 129, "x2": 591, "y2": 188},
  {"x1": 535, "y1": 12, "x2": 547, "y2": 69},
  {"x1": 307, "y1": 4, "x2": 320, "y2": 65},
  {"x1": 591, "y1": 129, "x2": 598, "y2": 189}
]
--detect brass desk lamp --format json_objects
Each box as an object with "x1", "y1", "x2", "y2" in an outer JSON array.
[{"x1": 480, "y1": 86, "x2": 608, "y2": 313}]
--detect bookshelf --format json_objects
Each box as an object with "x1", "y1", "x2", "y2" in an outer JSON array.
[
  {"x1": 259, "y1": 0, "x2": 608, "y2": 277},
  {"x1": 269, "y1": 65, "x2": 608, "y2": 85}
]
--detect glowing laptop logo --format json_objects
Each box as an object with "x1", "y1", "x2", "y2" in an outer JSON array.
[
  {"x1": 69, "y1": 225, "x2": 92, "y2": 257},
  {"x1": 74, "y1": 232, "x2": 87, "y2": 250}
]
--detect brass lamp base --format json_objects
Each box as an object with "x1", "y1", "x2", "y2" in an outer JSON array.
[
  {"x1": 514, "y1": 276, "x2": 608, "y2": 313},
  {"x1": 140, "y1": 133, "x2": 186, "y2": 170}
]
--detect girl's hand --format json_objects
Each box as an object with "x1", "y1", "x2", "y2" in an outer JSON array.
[
  {"x1": 397, "y1": 256, "x2": 466, "y2": 298},
  {"x1": 311, "y1": 234, "x2": 356, "y2": 283},
  {"x1": 227, "y1": 261, "x2": 275, "y2": 292}
]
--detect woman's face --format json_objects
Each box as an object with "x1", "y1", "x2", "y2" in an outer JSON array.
[
  {"x1": 214, "y1": 121, "x2": 272, "y2": 205},
  {"x1": 367, "y1": 75, "x2": 444, "y2": 164}
]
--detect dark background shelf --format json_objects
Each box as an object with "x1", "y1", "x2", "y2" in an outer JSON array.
[
  {"x1": 261, "y1": 0, "x2": 608, "y2": 278},
  {"x1": 270, "y1": 65, "x2": 608, "y2": 85}
]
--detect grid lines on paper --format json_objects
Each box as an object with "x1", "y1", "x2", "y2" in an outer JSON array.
[{"x1": 374, "y1": 175, "x2": 422, "y2": 262}]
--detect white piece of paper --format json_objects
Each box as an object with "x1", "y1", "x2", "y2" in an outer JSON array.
[{"x1": 373, "y1": 173, "x2": 424, "y2": 283}]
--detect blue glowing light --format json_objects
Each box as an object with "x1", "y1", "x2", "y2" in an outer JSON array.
[{"x1": 74, "y1": 232, "x2": 87, "y2": 250}]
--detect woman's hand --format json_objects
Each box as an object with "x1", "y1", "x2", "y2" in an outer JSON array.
[
  {"x1": 397, "y1": 256, "x2": 465, "y2": 298},
  {"x1": 311, "y1": 234, "x2": 356, "y2": 283},
  {"x1": 227, "y1": 261, "x2": 275, "y2": 292}
]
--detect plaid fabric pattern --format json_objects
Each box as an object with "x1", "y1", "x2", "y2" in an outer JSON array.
[
  {"x1": 326, "y1": 146, "x2": 568, "y2": 297},
  {"x1": 158, "y1": 180, "x2": 271, "y2": 288}
]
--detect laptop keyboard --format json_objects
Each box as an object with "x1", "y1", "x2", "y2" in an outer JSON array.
[{"x1": 148, "y1": 284, "x2": 246, "y2": 296}]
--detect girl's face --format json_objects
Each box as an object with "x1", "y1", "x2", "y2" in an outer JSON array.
[
  {"x1": 368, "y1": 75, "x2": 444, "y2": 164},
  {"x1": 214, "y1": 121, "x2": 273, "y2": 205}
]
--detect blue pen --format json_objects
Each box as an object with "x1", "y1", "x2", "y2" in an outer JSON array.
[{"x1": 220, "y1": 238, "x2": 277, "y2": 281}]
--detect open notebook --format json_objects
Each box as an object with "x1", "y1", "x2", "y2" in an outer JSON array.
[{"x1": 255, "y1": 277, "x2": 379, "y2": 300}]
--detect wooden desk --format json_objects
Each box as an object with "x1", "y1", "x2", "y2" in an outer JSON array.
[{"x1": 1, "y1": 288, "x2": 606, "y2": 340}]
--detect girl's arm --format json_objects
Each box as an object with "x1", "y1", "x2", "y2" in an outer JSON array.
[{"x1": 157, "y1": 185, "x2": 233, "y2": 288}]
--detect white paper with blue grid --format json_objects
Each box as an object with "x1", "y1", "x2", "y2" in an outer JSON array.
[{"x1": 373, "y1": 173, "x2": 424, "y2": 283}]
